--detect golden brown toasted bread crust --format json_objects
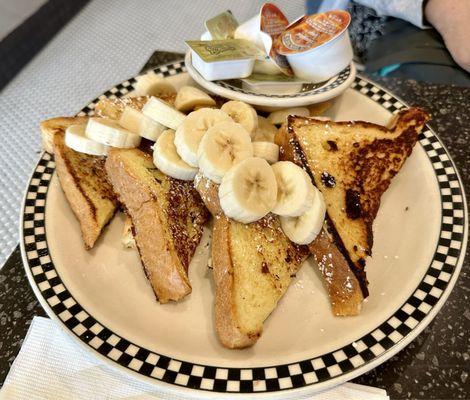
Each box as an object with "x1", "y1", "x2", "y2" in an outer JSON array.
[
  {"x1": 196, "y1": 174, "x2": 255, "y2": 347},
  {"x1": 46, "y1": 117, "x2": 117, "y2": 249},
  {"x1": 105, "y1": 148, "x2": 208, "y2": 303},
  {"x1": 212, "y1": 216, "x2": 260, "y2": 348},
  {"x1": 194, "y1": 172, "x2": 223, "y2": 216},
  {"x1": 308, "y1": 229, "x2": 363, "y2": 315},
  {"x1": 212, "y1": 215, "x2": 309, "y2": 348},
  {"x1": 276, "y1": 124, "x2": 364, "y2": 315},
  {"x1": 196, "y1": 174, "x2": 309, "y2": 347},
  {"x1": 287, "y1": 108, "x2": 430, "y2": 295},
  {"x1": 40, "y1": 116, "x2": 88, "y2": 154}
]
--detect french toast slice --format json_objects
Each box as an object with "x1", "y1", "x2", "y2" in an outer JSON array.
[
  {"x1": 286, "y1": 108, "x2": 430, "y2": 295},
  {"x1": 40, "y1": 116, "x2": 88, "y2": 155},
  {"x1": 40, "y1": 117, "x2": 118, "y2": 249},
  {"x1": 105, "y1": 149, "x2": 209, "y2": 303},
  {"x1": 275, "y1": 126, "x2": 364, "y2": 316},
  {"x1": 308, "y1": 229, "x2": 364, "y2": 315},
  {"x1": 195, "y1": 174, "x2": 309, "y2": 348}
]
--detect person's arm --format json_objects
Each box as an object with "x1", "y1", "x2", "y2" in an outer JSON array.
[
  {"x1": 354, "y1": 0, "x2": 470, "y2": 72},
  {"x1": 425, "y1": 0, "x2": 470, "y2": 72}
]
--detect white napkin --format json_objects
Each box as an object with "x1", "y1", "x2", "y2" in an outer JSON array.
[{"x1": 0, "y1": 317, "x2": 389, "y2": 400}]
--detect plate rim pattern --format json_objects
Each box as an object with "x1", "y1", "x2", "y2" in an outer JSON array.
[
  {"x1": 216, "y1": 65, "x2": 352, "y2": 98},
  {"x1": 20, "y1": 60, "x2": 467, "y2": 396}
]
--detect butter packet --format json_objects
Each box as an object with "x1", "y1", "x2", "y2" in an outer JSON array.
[
  {"x1": 186, "y1": 39, "x2": 266, "y2": 63},
  {"x1": 205, "y1": 11, "x2": 239, "y2": 39}
]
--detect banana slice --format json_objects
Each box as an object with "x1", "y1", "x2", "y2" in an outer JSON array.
[
  {"x1": 65, "y1": 124, "x2": 109, "y2": 156},
  {"x1": 219, "y1": 157, "x2": 277, "y2": 223},
  {"x1": 140, "y1": 112, "x2": 166, "y2": 141},
  {"x1": 134, "y1": 72, "x2": 176, "y2": 96},
  {"x1": 271, "y1": 161, "x2": 315, "y2": 217},
  {"x1": 267, "y1": 107, "x2": 310, "y2": 125},
  {"x1": 252, "y1": 116, "x2": 278, "y2": 142},
  {"x1": 174, "y1": 86, "x2": 216, "y2": 112},
  {"x1": 119, "y1": 106, "x2": 166, "y2": 141},
  {"x1": 174, "y1": 108, "x2": 231, "y2": 167},
  {"x1": 221, "y1": 100, "x2": 258, "y2": 136},
  {"x1": 142, "y1": 96, "x2": 185, "y2": 130},
  {"x1": 280, "y1": 187, "x2": 326, "y2": 245},
  {"x1": 153, "y1": 129, "x2": 198, "y2": 180},
  {"x1": 197, "y1": 121, "x2": 253, "y2": 184},
  {"x1": 252, "y1": 142, "x2": 279, "y2": 164},
  {"x1": 85, "y1": 118, "x2": 141, "y2": 148}
]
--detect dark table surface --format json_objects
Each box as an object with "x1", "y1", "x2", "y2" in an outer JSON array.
[{"x1": 0, "y1": 51, "x2": 469, "y2": 400}]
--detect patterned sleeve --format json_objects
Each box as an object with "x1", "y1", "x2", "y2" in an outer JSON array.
[{"x1": 353, "y1": 0, "x2": 428, "y2": 28}]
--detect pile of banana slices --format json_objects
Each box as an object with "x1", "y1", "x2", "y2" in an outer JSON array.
[{"x1": 64, "y1": 73, "x2": 326, "y2": 245}]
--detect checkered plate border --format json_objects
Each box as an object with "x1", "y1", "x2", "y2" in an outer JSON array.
[{"x1": 21, "y1": 61, "x2": 467, "y2": 395}]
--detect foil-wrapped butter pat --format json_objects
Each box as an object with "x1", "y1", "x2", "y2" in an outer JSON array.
[{"x1": 186, "y1": 39, "x2": 266, "y2": 81}]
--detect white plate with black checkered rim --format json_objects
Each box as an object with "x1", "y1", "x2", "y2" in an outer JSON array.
[
  {"x1": 21, "y1": 60, "x2": 467, "y2": 399},
  {"x1": 184, "y1": 52, "x2": 356, "y2": 108}
]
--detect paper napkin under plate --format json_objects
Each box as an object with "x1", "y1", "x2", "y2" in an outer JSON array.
[{"x1": 0, "y1": 317, "x2": 389, "y2": 400}]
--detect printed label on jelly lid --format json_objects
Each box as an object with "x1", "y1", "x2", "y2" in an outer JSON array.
[
  {"x1": 205, "y1": 10, "x2": 239, "y2": 40},
  {"x1": 186, "y1": 39, "x2": 266, "y2": 63},
  {"x1": 260, "y1": 3, "x2": 288, "y2": 38},
  {"x1": 259, "y1": 3, "x2": 293, "y2": 75},
  {"x1": 274, "y1": 10, "x2": 351, "y2": 55}
]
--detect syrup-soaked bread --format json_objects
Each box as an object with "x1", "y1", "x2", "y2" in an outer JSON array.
[
  {"x1": 41, "y1": 94, "x2": 178, "y2": 249},
  {"x1": 105, "y1": 149, "x2": 209, "y2": 303},
  {"x1": 286, "y1": 108, "x2": 430, "y2": 295},
  {"x1": 308, "y1": 228, "x2": 364, "y2": 315},
  {"x1": 40, "y1": 117, "x2": 118, "y2": 249},
  {"x1": 276, "y1": 125, "x2": 364, "y2": 316},
  {"x1": 195, "y1": 173, "x2": 309, "y2": 348}
]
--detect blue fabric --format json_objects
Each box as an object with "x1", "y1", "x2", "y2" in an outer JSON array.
[
  {"x1": 307, "y1": 0, "x2": 349, "y2": 14},
  {"x1": 377, "y1": 63, "x2": 401, "y2": 76}
]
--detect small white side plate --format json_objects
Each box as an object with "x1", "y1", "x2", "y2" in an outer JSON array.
[{"x1": 185, "y1": 52, "x2": 356, "y2": 108}]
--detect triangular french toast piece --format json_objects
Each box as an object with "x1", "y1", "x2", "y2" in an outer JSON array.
[
  {"x1": 40, "y1": 95, "x2": 172, "y2": 249},
  {"x1": 41, "y1": 117, "x2": 118, "y2": 249},
  {"x1": 308, "y1": 228, "x2": 364, "y2": 315},
  {"x1": 105, "y1": 149, "x2": 209, "y2": 303},
  {"x1": 276, "y1": 125, "x2": 364, "y2": 316},
  {"x1": 195, "y1": 174, "x2": 309, "y2": 348},
  {"x1": 286, "y1": 108, "x2": 430, "y2": 295}
]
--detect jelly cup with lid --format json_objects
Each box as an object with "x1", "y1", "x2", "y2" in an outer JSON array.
[{"x1": 274, "y1": 10, "x2": 353, "y2": 83}]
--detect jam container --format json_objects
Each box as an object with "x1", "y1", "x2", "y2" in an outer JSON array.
[
  {"x1": 234, "y1": 16, "x2": 280, "y2": 75},
  {"x1": 274, "y1": 10, "x2": 353, "y2": 83},
  {"x1": 234, "y1": 3, "x2": 292, "y2": 76}
]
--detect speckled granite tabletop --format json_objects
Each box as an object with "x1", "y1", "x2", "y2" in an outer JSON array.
[{"x1": 0, "y1": 52, "x2": 469, "y2": 399}]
